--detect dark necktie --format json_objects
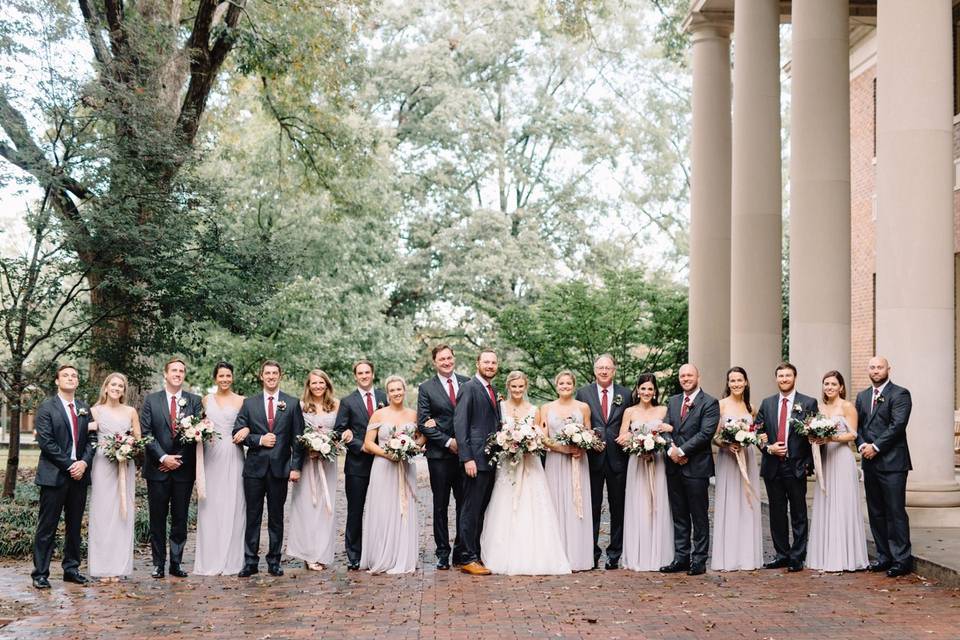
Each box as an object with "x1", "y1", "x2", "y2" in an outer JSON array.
[
  {"x1": 365, "y1": 392, "x2": 374, "y2": 417},
  {"x1": 68, "y1": 402, "x2": 79, "y2": 456},
  {"x1": 487, "y1": 384, "x2": 497, "y2": 408},
  {"x1": 169, "y1": 395, "x2": 178, "y2": 435},
  {"x1": 267, "y1": 396, "x2": 275, "y2": 432},
  {"x1": 680, "y1": 395, "x2": 692, "y2": 420},
  {"x1": 778, "y1": 397, "x2": 789, "y2": 443},
  {"x1": 600, "y1": 388, "x2": 609, "y2": 422},
  {"x1": 447, "y1": 378, "x2": 457, "y2": 406},
  {"x1": 871, "y1": 388, "x2": 880, "y2": 413}
]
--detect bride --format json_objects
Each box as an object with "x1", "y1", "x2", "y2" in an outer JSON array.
[{"x1": 480, "y1": 370, "x2": 571, "y2": 575}]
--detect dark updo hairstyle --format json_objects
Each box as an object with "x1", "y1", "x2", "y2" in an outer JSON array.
[
  {"x1": 212, "y1": 361, "x2": 234, "y2": 379},
  {"x1": 631, "y1": 373, "x2": 660, "y2": 406},
  {"x1": 821, "y1": 370, "x2": 847, "y2": 401},
  {"x1": 722, "y1": 366, "x2": 753, "y2": 414}
]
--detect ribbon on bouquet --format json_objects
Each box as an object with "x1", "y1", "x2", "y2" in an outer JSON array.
[
  {"x1": 811, "y1": 444, "x2": 827, "y2": 496},
  {"x1": 195, "y1": 440, "x2": 207, "y2": 500},
  {"x1": 316, "y1": 459, "x2": 333, "y2": 514},
  {"x1": 398, "y1": 461, "x2": 419, "y2": 521},
  {"x1": 734, "y1": 448, "x2": 760, "y2": 508},
  {"x1": 572, "y1": 455, "x2": 584, "y2": 519},
  {"x1": 118, "y1": 461, "x2": 128, "y2": 521},
  {"x1": 644, "y1": 455, "x2": 656, "y2": 516}
]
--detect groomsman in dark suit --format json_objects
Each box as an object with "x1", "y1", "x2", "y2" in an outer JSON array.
[
  {"x1": 234, "y1": 360, "x2": 304, "y2": 577},
  {"x1": 417, "y1": 344, "x2": 470, "y2": 570},
  {"x1": 659, "y1": 363, "x2": 720, "y2": 576},
  {"x1": 140, "y1": 357, "x2": 203, "y2": 578},
  {"x1": 453, "y1": 349, "x2": 501, "y2": 576},
  {"x1": 30, "y1": 364, "x2": 95, "y2": 589},
  {"x1": 334, "y1": 359, "x2": 387, "y2": 570},
  {"x1": 756, "y1": 362, "x2": 819, "y2": 572},
  {"x1": 575, "y1": 353, "x2": 634, "y2": 569},
  {"x1": 856, "y1": 356, "x2": 913, "y2": 577}
]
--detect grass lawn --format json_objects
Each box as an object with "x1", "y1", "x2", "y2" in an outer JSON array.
[{"x1": 0, "y1": 447, "x2": 39, "y2": 470}]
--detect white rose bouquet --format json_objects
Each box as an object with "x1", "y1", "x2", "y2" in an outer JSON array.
[
  {"x1": 381, "y1": 425, "x2": 424, "y2": 462},
  {"x1": 175, "y1": 415, "x2": 219, "y2": 444},
  {"x1": 98, "y1": 430, "x2": 153, "y2": 520},
  {"x1": 552, "y1": 417, "x2": 605, "y2": 453},
  {"x1": 484, "y1": 414, "x2": 545, "y2": 468},
  {"x1": 622, "y1": 426, "x2": 669, "y2": 457},
  {"x1": 795, "y1": 414, "x2": 840, "y2": 440},
  {"x1": 297, "y1": 425, "x2": 344, "y2": 463},
  {"x1": 717, "y1": 416, "x2": 761, "y2": 447}
]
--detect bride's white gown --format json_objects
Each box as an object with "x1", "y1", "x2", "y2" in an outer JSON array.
[{"x1": 480, "y1": 405, "x2": 572, "y2": 575}]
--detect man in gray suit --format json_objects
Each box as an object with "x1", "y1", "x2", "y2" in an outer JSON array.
[{"x1": 856, "y1": 356, "x2": 913, "y2": 577}]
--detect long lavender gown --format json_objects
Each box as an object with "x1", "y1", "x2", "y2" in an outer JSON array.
[
  {"x1": 622, "y1": 420, "x2": 673, "y2": 572},
  {"x1": 544, "y1": 411, "x2": 594, "y2": 571},
  {"x1": 287, "y1": 409, "x2": 338, "y2": 565},
  {"x1": 360, "y1": 423, "x2": 420, "y2": 574},
  {"x1": 807, "y1": 417, "x2": 868, "y2": 571},
  {"x1": 710, "y1": 414, "x2": 763, "y2": 571},
  {"x1": 193, "y1": 395, "x2": 245, "y2": 576},
  {"x1": 88, "y1": 405, "x2": 135, "y2": 578}
]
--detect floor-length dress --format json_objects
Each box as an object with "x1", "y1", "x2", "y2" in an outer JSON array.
[
  {"x1": 480, "y1": 406, "x2": 571, "y2": 575},
  {"x1": 807, "y1": 416, "x2": 869, "y2": 571},
  {"x1": 88, "y1": 405, "x2": 135, "y2": 578},
  {"x1": 710, "y1": 414, "x2": 763, "y2": 571},
  {"x1": 360, "y1": 423, "x2": 420, "y2": 574},
  {"x1": 287, "y1": 409, "x2": 338, "y2": 565},
  {"x1": 544, "y1": 411, "x2": 594, "y2": 571},
  {"x1": 193, "y1": 394, "x2": 245, "y2": 575},
  {"x1": 622, "y1": 420, "x2": 674, "y2": 572}
]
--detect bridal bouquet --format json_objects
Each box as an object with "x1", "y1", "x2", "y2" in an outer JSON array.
[
  {"x1": 297, "y1": 426, "x2": 344, "y2": 463},
  {"x1": 99, "y1": 430, "x2": 152, "y2": 463},
  {"x1": 622, "y1": 427, "x2": 669, "y2": 457},
  {"x1": 485, "y1": 415, "x2": 545, "y2": 468},
  {"x1": 552, "y1": 418, "x2": 605, "y2": 452},
  {"x1": 717, "y1": 417, "x2": 761, "y2": 447},
  {"x1": 175, "y1": 415, "x2": 219, "y2": 444},
  {"x1": 794, "y1": 414, "x2": 839, "y2": 440},
  {"x1": 382, "y1": 425, "x2": 423, "y2": 461}
]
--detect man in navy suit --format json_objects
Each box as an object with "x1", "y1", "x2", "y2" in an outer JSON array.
[
  {"x1": 334, "y1": 359, "x2": 387, "y2": 570},
  {"x1": 417, "y1": 344, "x2": 470, "y2": 570},
  {"x1": 234, "y1": 360, "x2": 304, "y2": 577},
  {"x1": 856, "y1": 356, "x2": 913, "y2": 577},
  {"x1": 31, "y1": 364, "x2": 95, "y2": 589}
]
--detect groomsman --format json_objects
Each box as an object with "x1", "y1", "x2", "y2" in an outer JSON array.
[
  {"x1": 756, "y1": 362, "x2": 818, "y2": 572},
  {"x1": 575, "y1": 353, "x2": 633, "y2": 569},
  {"x1": 856, "y1": 356, "x2": 913, "y2": 577},
  {"x1": 234, "y1": 360, "x2": 304, "y2": 577},
  {"x1": 334, "y1": 359, "x2": 387, "y2": 570},
  {"x1": 659, "y1": 363, "x2": 719, "y2": 576},
  {"x1": 30, "y1": 364, "x2": 94, "y2": 589},
  {"x1": 453, "y1": 349, "x2": 501, "y2": 576},
  {"x1": 141, "y1": 357, "x2": 203, "y2": 578},
  {"x1": 417, "y1": 344, "x2": 470, "y2": 570}
]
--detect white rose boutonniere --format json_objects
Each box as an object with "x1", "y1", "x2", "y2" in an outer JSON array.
[
  {"x1": 76, "y1": 407, "x2": 89, "y2": 417},
  {"x1": 793, "y1": 403, "x2": 804, "y2": 414},
  {"x1": 377, "y1": 401, "x2": 385, "y2": 409},
  {"x1": 178, "y1": 397, "x2": 188, "y2": 408},
  {"x1": 876, "y1": 395, "x2": 885, "y2": 405},
  {"x1": 613, "y1": 394, "x2": 624, "y2": 406},
  {"x1": 277, "y1": 400, "x2": 287, "y2": 412}
]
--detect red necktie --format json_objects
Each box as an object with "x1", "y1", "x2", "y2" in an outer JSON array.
[
  {"x1": 487, "y1": 384, "x2": 497, "y2": 408},
  {"x1": 365, "y1": 392, "x2": 374, "y2": 417},
  {"x1": 267, "y1": 396, "x2": 275, "y2": 432},
  {"x1": 680, "y1": 395, "x2": 691, "y2": 420},
  {"x1": 600, "y1": 388, "x2": 609, "y2": 422},
  {"x1": 67, "y1": 402, "x2": 79, "y2": 455},
  {"x1": 447, "y1": 378, "x2": 457, "y2": 406},
  {"x1": 778, "y1": 397, "x2": 788, "y2": 443},
  {"x1": 871, "y1": 388, "x2": 880, "y2": 413},
  {"x1": 169, "y1": 395, "x2": 178, "y2": 435}
]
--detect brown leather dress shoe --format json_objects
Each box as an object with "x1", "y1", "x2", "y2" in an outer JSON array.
[{"x1": 460, "y1": 561, "x2": 491, "y2": 576}]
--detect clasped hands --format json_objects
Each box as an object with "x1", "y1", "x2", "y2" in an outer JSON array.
[
  {"x1": 858, "y1": 443, "x2": 878, "y2": 460},
  {"x1": 423, "y1": 418, "x2": 459, "y2": 454}
]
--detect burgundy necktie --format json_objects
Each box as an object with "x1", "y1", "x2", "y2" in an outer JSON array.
[
  {"x1": 600, "y1": 388, "x2": 609, "y2": 422},
  {"x1": 487, "y1": 384, "x2": 497, "y2": 408},
  {"x1": 871, "y1": 388, "x2": 880, "y2": 413},
  {"x1": 447, "y1": 378, "x2": 457, "y2": 407},
  {"x1": 68, "y1": 402, "x2": 79, "y2": 454},
  {"x1": 169, "y1": 395, "x2": 178, "y2": 435},
  {"x1": 778, "y1": 397, "x2": 789, "y2": 443},
  {"x1": 267, "y1": 396, "x2": 275, "y2": 432},
  {"x1": 365, "y1": 392, "x2": 374, "y2": 417},
  {"x1": 680, "y1": 395, "x2": 691, "y2": 421}
]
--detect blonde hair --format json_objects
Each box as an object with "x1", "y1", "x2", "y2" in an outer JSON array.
[
  {"x1": 384, "y1": 375, "x2": 407, "y2": 391},
  {"x1": 554, "y1": 370, "x2": 576, "y2": 387},
  {"x1": 505, "y1": 370, "x2": 528, "y2": 389},
  {"x1": 95, "y1": 372, "x2": 129, "y2": 406},
  {"x1": 301, "y1": 369, "x2": 336, "y2": 414}
]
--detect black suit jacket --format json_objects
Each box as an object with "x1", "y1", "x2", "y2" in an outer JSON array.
[
  {"x1": 756, "y1": 392, "x2": 819, "y2": 480},
  {"x1": 417, "y1": 373, "x2": 471, "y2": 460},
  {"x1": 233, "y1": 390, "x2": 304, "y2": 479},
  {"x1": 453, "y1": 377, "x2": 502, "y2": 472},
  {"x1": 140, "y1": 389, "x2": 204, "y2": 483},
  {"x1": 855, "y1": 382, "x2": 912, "y2": 473},
  {"x1": 334, "y1": 388, "x2": 387, "y2": 477},
  {"x1": 34, "y1": 395, "x2": 95, "y2": 487},
  {"x1": 575, "y1": 383, "x2": 634, "y2": 475},
  {"x1": 662, "y1": 389, "x2": 720, "y2": 479}
]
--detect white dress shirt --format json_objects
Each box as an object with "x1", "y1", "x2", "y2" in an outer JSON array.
[
  {"x1": 777, "y1": 390, "x2": 797, "y2": 446},
  {"x1": 673, "y1": 387, "x2": 701, "y2": 458},
  {"x1": 160, "y1": 390, "x2": 183, "y2": 463},
  {"x1": 57, "y1": 394, "x2": 79, "y2": 461},
  {"x1": 260, "y1": 390, "x2": 279, "y2": 446},
  {"x1": 863, "y1": 381, "x2": 890, "y2": 453},
  {"x1": 439, "y1": 374, "x2": 459, "y2": 449}
]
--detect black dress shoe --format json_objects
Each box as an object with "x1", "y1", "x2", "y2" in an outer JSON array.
[
  {"x1": 763, "y1": 558, "x2": 789, "y2": 569},
  {"x1": 347, "y1": 562, "x2": 360, "y2": 571},
  {"x1": 605, "y1": 560, "x2": 620, "y2": 570},
  {"x1": 659, "y1": 560, "x2": 690, "y2": 573},
  {"x1": 868, "y1": 561, "x2": 892, "y2": 572},
  {"x1": 886, "y1": 564, "x2": 911, "y2": 578},
  {"x1": 437, "y1": 559, "x2": 450, "y2": 570},
  {"x1": 32, "y1": 576, "x2": 51, "y2": 589},
  {"x1": 150, "y1": 566, "x2": 165, "y2": 579},
  {"x1": 787, "y1": 562, "x2": 804, "y2": 573},
  {"x1": 238, "y1": 565, "x2": 259, "y2": 578},
  {"x1": 687, "y1": 563, "x2": 706, "y2": 576},
  {"x1": 63, "y1": 571, "x2": 89, "y2": 585},
  {"x1": 267, "y1": 565, "x2": 284, "y2": 577},
  {"x1": 169, "y1": 566, "x2": 188, "y2": 578}
]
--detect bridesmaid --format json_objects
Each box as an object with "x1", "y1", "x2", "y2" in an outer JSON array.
[
  {"x1": 287, "y1": 369, "x2": 340, "y2": 570},
  {"x1": 711, "y1": 366, "x2": 763, "y2": 571},
  {"x1": 541, "y1": 370, "x2": 594, "y2": 571},
  {"x1": 88, "y1": 373, "x2": 139, "y2": 582},
  {"x1": 807, "y1": 370, "x2": 868, "y2": 572},
  {"x1": 360, "y1": 376, "x2": 424, "y2": 574},
  {"x1": 193, "y1": 361, "x2": 247, "y2": 576},
  {"x1": 616, "y1": 373, "x2": 673, "y2": 572}
]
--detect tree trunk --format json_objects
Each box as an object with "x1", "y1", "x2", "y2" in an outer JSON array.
[{"x1": 2, "y1": 395, "x2": 23, "y2": 499}]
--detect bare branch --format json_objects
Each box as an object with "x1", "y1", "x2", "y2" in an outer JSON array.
[{"x1": 76, "y1": 0, "x2": 113, "y2": 67}]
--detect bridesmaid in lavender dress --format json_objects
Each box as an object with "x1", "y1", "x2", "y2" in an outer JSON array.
[
  {"x1": 807, "y1": 370, "x2": 868, "y2": 572},
  {"x1": 89, "y1": 373, "x2": 139, "y2": 582},
  {"x1": 711, "y1": 366, "x2": 763, "y2": 571},
  {"x1": 360, "y1": 376, "x2": 424, "y2": 574},
  {"x1": 287, "y1": 369, "x2": 339, "y2": 570},
  {"x1": 541, "y1": 370, "x2": 594, "y2": 571},
  {"x1": 193, "y1": 362, "x2": 247, "y2": 576},
  {"x1": 617, "y1": 373, "x2": 673, "y2": 572}
]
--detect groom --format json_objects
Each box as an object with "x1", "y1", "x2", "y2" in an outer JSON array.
[
  {"x1": 856, "y1": 356, "x2": 913, "y2": 577},
  {"x1": 453, "y1": 348, "x2": 501, "y2": 576}
]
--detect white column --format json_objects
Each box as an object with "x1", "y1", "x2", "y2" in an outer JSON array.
[
  {"x1": 730, "y1": 0, "x2": 782, "y2": 398},
  {"x1": 687, "y1": 14, "x2": 732, "y2": 395},
  {"x1": 876, "y1": 0, "x2": 960, "y2": 520},
  {"x1": 788, "y1": 2, "x2": 851, "y2": 389}
]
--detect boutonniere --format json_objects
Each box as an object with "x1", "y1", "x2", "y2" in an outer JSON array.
[
  {"x1": 377, "y1": 401, "x2": 385, "y2": 409},
  {"x1": 277, "y1": 400, "x2": 287, "y2": 412},
  {"x1": 613, "y1": 394, "x2": 623, "y2": 406},
  {"x1": 793, "y1": 403, "x2": 804, "y2": 413},
  {"x1": 496, "y1": 393, "x2": 504, "y2": 403},
  {"x1": 178, "y1": 397, "x2": 188, "y2": 409},
  {"x1": 76, "y1": 407, "x2": 89, "y2": 417},
  {"x1": 876, "y1": 396, "x2": 885, "y2": 405}
]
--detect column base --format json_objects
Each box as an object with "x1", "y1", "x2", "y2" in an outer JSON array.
[
  {"x1": 905, "y1": 505, "x2": 960, "y2": 528},
  {"x1": 905, "y1": 482, "x2": 960, "y2": 527}
]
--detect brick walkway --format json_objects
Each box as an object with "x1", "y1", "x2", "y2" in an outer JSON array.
[{"x1": 2, "y1": 464, "x2": 960, "y2": 639}]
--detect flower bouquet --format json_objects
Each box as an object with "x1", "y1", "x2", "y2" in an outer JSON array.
[
  {"x1": 484, "y1": 415, "x2": 545, "y2": 468},
  {"x1": 175, "y1": 415, "x2": 219, "y2": 500},
  {"x1": 380, "y1": 424, "x2": 422, "y2": 520},
  {"x1": 621, "y1": 427, "x2": 669, "y2": 457},
  {"x1": 796, "y1": 413, "x2": 840, "y2": 496},
  {"x1": 297, "y1": 426, "x2": 344, "y2": 512},
  {"x1": 716, "y1": 417, "x2": 760, "y2": 506},
  {"x1": 551, "y1": 418, "x2": 603, "y2": 518},
  {"x1": 99, "y1": 431, "x2": 153, "y2": 520}
]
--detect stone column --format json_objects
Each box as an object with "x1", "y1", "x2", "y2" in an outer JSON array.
[
  {"x1": 730, "y1": 0, "x2": 782, "y2": 398},
  {"x1": 788, "y1": 2, "x2": 851, "y2": 389},
  {"x1": 875, "y1": 0, "x2": 960, "y2": 523},
  {"x1": 687, "y1": 14, "x2": 732, "y2": 395}
]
